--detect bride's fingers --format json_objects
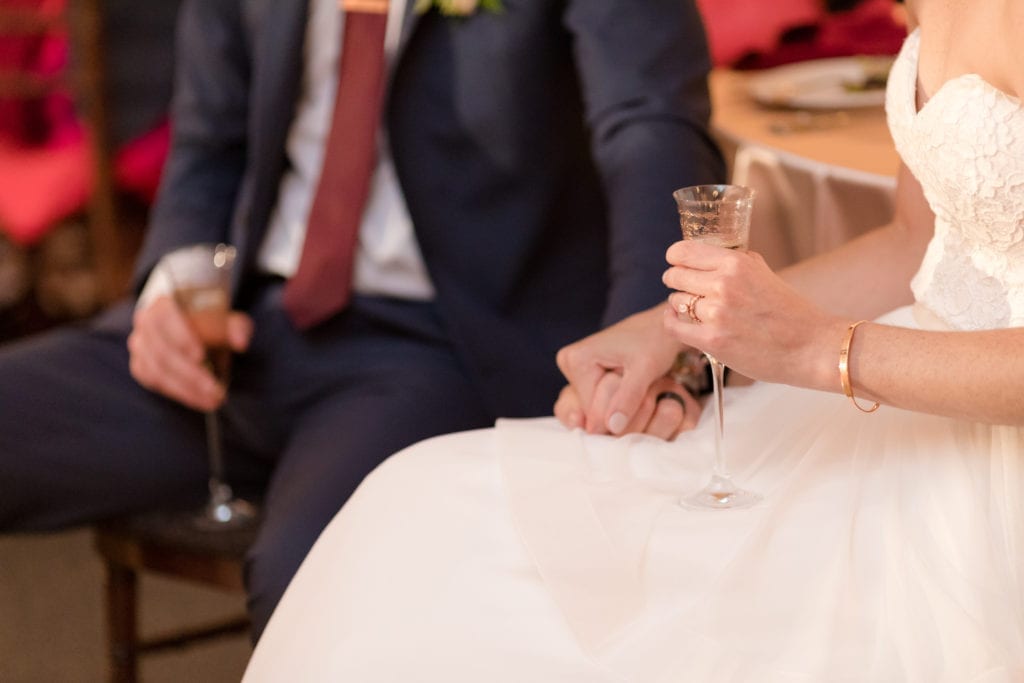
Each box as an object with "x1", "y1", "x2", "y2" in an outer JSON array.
[
  {"x1": 587, "y1": 371, "x2": 657, "y2": 435},
  {"x1": 663, "y1": 244, "x2": 767, "y2": 296},
  {"x1": 662, "y1": 306, "x2": 712, "y2": 354},
  {"x1": 662, "y1": 266, "x2": 717, "y2": 299},
  {"x1": 605, "y1": 360, "x2": 666, "y2": 434},
  {"x1": 665, "y1": 240, "x2": 725, "y2": 269},
  {"x1": 680, "y1": 388, "x2": 702, "y2": 431},
  {"x1": 667, "y1": 290, "x2": 717, "y2": 326}
]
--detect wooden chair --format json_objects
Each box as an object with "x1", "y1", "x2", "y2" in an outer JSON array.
[
  {"x1": 0, "y1": 0, "x2": 135, "y2": 336},
  {"x1": 0, "y1": 0, "x2": 81, "y2": 334},
  {"x1": 93, "y1": 510, "x2": 258, "y2": 683},
  {"x1": 71, "y1": 0, "x2": 134, "y2": 303}
]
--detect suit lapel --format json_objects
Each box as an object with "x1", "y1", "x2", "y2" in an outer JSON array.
[
  {"x1": 392, "y1": 0, "x2": 423, "y2": 80},
  {"x1": 233, "y1": 0, "x2": 310, "y2": 274},
  {"x1": 247, "y1": 0, "x2": 309, "y2": 162}
]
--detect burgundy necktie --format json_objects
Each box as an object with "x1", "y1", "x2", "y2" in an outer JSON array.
[{"x1": 283, "y1": 0, "x2": 389, "y2": 329}]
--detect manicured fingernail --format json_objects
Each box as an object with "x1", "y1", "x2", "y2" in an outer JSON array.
[
  {"x1": 608, "y1": 412, "x2": 628, "y2": 435},
  {"x1": 567, "y1": 411, "x2": 583, "y2": 429}
]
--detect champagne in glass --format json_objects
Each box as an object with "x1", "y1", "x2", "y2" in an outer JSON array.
[
  {"x1": 166, "y1": 243, "x2": 257, "y2": 529},
  {"x1": 672, "y1": 185, "x2": 761, "y2": 511},
  {"x1": 175, "y1": 286, "x2": 233, "y2": 381}
]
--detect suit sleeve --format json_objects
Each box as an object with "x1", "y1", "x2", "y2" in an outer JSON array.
[
  {"x1": 563, "y1": 0, "x2": 725, "y2": 325},
  {"x1": 131, "y1": 0, "x2": 252, "y2": 291}
]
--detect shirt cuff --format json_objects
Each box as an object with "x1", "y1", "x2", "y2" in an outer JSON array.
[{"x1": 134, "y1": 247, "x2": 192, "y2": 310}]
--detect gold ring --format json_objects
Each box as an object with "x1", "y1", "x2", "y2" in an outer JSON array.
[{"x1": 685, "y1": 293, "x2": 704, "y2": 324}]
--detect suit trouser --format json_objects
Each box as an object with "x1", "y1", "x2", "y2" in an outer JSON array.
[{"x1": 0, "y1": 279, "x2": 493, "y2": 638}]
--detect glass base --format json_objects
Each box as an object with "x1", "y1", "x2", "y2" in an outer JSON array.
[
  {"x1": 194, "y1": 480, "x2": 258, "y2": 530},
  {"x1": 680, "y1": 474, "x2": 762, "y2": 511},
  {"x1": 194, "y1": 497, "x2": 258, "y2": 530}
]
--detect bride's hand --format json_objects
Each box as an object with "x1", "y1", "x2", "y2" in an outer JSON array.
[
  {"x1": 661, "y1": 241, "x2": 844, "y2": 389},
  {"x1": 554, "y1": 371, "x2": 700, "y2": 440}
]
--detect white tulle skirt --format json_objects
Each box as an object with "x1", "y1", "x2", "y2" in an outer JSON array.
[{"x1": 244, "y1": 307, "x2": 1024, "y2": 682}]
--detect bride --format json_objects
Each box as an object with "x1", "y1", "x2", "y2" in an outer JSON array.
[{"x1": 245, "y1": 1, "x2": 1024, "y2": 680}]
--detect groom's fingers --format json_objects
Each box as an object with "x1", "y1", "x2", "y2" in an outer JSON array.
[
  {"x1": 583, "y1": 371, "x2": 619, "y2": 434},
  {"x1": 128, "y1": 296, "x2": 224, "y2": 411},
  {"x1": 553, "y1": 385, "x2": 585, "y2": 430},
  {"x1": 555, "y1": 345, "x2": 605, "y2": 408},
  {"x1": 556, "y1": 344, "x2": 613, "y2": 433},
  {"x1": 643, "y1": 378, "x2": 700, "y2": 439},
  {"x1": 645, "y1": 396, "x2": 684, "y2": 440},
  {"x1": 227, "y1": 311, "x2": 254, "y2": 352}
]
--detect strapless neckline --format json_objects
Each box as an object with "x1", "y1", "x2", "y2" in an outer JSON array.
[
  {"x1": 886, "y1": 27, "x2": 1024, "y2": 331},
  {"x1": 904, "y1": 29, "x2": 1022, "y2": 120}
]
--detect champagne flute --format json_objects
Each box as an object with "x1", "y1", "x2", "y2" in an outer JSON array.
[
  {"x1": 672, "y1": 185, "x2": 761, "y2": 511},
  {"x1": 166, "y1": 243, "x2": 257, "y2": 529}
]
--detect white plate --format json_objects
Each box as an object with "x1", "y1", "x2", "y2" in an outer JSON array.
[{"x1": 747, "y1": 56, "x2": 894, "y2": 110}]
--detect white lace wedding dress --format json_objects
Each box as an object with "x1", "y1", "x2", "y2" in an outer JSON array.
[{"x1": 244, "y1": 30, "x2": 1024, "y2": 682}]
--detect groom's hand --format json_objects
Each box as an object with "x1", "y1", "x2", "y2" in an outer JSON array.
[{"x1": 128, "y1": 295, "x2": 253, "y2": 412}]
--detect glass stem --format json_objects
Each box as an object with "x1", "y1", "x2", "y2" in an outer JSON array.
[
  {"x1": 707, "y1": 354, "x2": 730, "y2": 480},
  {"x1": 204, "y1": 410, "x2": 231, "y2": 503}
]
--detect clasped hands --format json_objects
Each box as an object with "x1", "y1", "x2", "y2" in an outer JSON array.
[
  {"x1": 554, "y1": 240, "x2": 840, "y2": 440},
  {"x1": 554, "y1": 304, "x2": 701, "y2": 441}
]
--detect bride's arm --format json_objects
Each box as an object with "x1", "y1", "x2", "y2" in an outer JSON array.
[
  {"x1": 831, "y1": 320, "x2": 1024, "y2": 425},
  {"x1": 556, "y1": 164, "x2": 932, "y2": 432},
  {"x1": 663, "y1": 165, "x2": 1024, "y2": 426}
]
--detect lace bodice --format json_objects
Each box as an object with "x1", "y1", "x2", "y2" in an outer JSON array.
[{"x1": 886, "y1": 29, "x2": 1024, "y2": 330}]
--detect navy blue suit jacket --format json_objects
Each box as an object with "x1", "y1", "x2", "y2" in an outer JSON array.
[{"x1": 130, "y1": 0, "x2": 724, "y2": 417}]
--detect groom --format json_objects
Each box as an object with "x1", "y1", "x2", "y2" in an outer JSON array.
[{"x1": 0, "y1": 0, "x2": 722, "y2": 636}]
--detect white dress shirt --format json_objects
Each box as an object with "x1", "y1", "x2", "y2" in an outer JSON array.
[{"x1": 140, "y1": 0, "x2": 433, "y2": 308}]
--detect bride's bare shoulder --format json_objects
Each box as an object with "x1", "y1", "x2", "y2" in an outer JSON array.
[
  {"x1": 912, "y1": 1, "x2": 1024, "y2": 101},
  {"x1": 900, "y1": 0, "x2": 919, "y2": 32}
]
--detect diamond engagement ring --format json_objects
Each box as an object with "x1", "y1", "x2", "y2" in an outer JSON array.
[{"x1": 684, "y1": 293, "x2": 704, "y2": 324}]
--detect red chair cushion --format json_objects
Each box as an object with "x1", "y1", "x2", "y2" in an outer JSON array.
[{"x1": 0, "y1": 125, "x2": 90, "y2": 245}]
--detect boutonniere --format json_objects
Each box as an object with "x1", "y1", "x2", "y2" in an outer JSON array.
[{"x1": 414, "y1": 0, "x2": 503, "y2": 17}]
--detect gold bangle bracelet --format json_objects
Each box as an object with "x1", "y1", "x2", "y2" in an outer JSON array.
[{"x1": 838, "y1": 320, "x2": 880, "y2": 413}]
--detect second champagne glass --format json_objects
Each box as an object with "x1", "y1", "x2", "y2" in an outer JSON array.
[
  {"x1": 672, "y1": 185, "x2": 761, "y2": 511},
  {"x1": 166, "y1": 243, "x2": 257, "y2": 529}
]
